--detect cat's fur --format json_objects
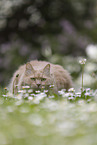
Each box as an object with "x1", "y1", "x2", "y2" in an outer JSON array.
[{"x1": 9, "y1": 60, "x2": 72, "y2": 94}]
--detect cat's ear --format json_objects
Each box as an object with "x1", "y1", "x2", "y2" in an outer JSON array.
[
  {"x1": 25, "y1": 62, "x2": 35, "y2": 76},
  {"x1": 43, "y1": 64, "x2": 50, "y2": 77}
]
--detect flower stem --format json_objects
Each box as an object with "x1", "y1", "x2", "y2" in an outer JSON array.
[{"x1": 81, "y1": 65, "x2": 84, "y2": 93}]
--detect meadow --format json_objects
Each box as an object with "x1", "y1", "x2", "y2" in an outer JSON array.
[
  {"x1": 0, "y1": 0, "x2": 97, "y2": 144},
  {"x1": 1, "y1": 84, "x2": 97, "y2": 145},
  {"x1": 0, "y1": 58, "x2": 97, "y2": 145}
]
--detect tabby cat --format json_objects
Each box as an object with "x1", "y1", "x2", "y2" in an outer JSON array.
[{"x1": 9, "y1": 60, "x2": 72, "y2": 94}]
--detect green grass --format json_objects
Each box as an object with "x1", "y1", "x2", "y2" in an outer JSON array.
[{"x1": 0, "y1": 87, "x2": 97, "y2": 145}]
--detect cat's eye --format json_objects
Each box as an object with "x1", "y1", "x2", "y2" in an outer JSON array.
[
  {"x1": 41, "y1": 78, "x2": 46, "y2": 81},
  {"x1": 31, "y1": 78, "x2": 36, "y2": 81}
]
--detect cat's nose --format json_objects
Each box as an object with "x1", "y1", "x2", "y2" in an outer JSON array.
[{"x1": 37, "y1": 84, "x2": 41, "y2": 87}]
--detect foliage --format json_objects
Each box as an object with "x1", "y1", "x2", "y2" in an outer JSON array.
[
  {"x1": 1, "y1": 87, "x2": 97, "y2": 145},
  {"x1": 0, "y1": 0, "x2": 97, "y2": 86}
]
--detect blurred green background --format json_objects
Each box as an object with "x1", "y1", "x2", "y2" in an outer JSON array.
[{"x1": 0, "y1": 0, "x2": 97, "y2": 89}]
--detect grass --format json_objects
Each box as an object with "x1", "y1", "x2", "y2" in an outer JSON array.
[
  {"x1": 0, "y1": 58, "x2": 96, "y2": 145},
  {"x1": 0, "y1": 87, "x2": 97, "y2": 145}
]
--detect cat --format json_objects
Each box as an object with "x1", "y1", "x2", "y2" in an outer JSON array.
[{"x1": 9, "y1": 60, "x2": 72, "y2": 94}]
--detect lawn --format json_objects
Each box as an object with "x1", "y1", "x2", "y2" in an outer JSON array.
[{"x1": 0, "y1": 87, "x2": 97, "y2": 145}]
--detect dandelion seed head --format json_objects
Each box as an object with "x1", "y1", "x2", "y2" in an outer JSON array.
[{"x1": 79, "y1": 58, "x2": 86, "y2": 65}]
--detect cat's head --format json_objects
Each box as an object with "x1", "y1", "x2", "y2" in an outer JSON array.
[{"x1": 22, "y1": 62, "x2": 53, "y2": 90}]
